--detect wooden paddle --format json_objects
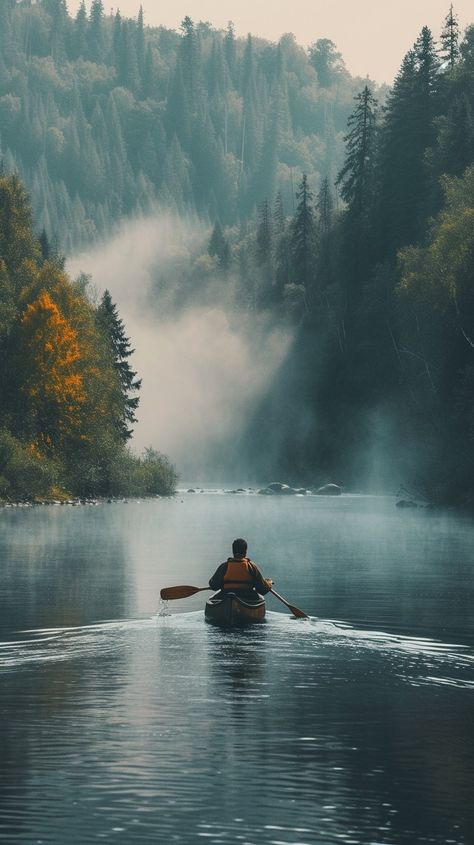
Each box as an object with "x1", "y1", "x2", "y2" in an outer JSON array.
[
  {"x1": 269, "y1": 588, "x2": 309, "y2": 619},
  {"x1": 160, "y1": 583, "x2": 309, "y2": 618},
  {"x1": 160, "y1": 585, "x2": 211, "y2": 600}
]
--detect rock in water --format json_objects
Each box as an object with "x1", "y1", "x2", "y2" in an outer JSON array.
[
  {"x1": 258, "y1": 482, "x2": 297, "y2": 495},
  {"x1": 314, "y1": 483, "x2": 342, "y2": 496}
]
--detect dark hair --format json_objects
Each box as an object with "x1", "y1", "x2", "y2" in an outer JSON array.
[{"x1": 232, "y1": 538, "x2": 248, "y2": 557}]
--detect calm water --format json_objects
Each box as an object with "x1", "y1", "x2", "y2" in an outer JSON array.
[{"x1": 1, "y1": 494, "x2": 473, "y2": 845}]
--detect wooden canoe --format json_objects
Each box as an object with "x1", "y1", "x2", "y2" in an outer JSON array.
[{"x1": 205, "y1": 592, "x2": 266, "y2": 626}]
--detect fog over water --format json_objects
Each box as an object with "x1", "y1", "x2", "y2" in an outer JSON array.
[{"x1": 68, "y1": 212, "x2": 293, "y2": 481}]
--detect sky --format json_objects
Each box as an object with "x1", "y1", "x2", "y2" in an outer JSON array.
[{"x1": 65, "y1": 0, "x2": 472, "y2": 83}]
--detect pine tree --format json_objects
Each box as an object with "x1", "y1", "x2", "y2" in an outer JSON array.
[
  {"x1": 256, "y1": 199, "x2": 272, "y2": 266},
  {"x1": 377, "y1": 30, "x2": 440, "y2": 258},
  {"x1": 96, "y1": 290, "x2": 141, "y2": 441},
  {"x1": 290, "y1": 174, "x2": 316, "y2": 289},
  {"x1": 208, "y1": 221, "x2": 226, "y2": 259},
  {"x1": 88, "y1": 0, "x2": 105, "y2": 64},
  {"x1": 273, "y1": 192, "x2": 285, "y2": 237},
  {"x1": 136, "y1": 5, "x2": 146, "y2": 81},
  {"x1": 441, "y1": 4, "x2": 460, "y2": 68},
  {"x1": 179, "y1": 16, "x2": 202, "y2": 107},
  {"x1": 336, "y1": 86, "x2": 378, "y2": 223},
  {"x1": 316, "y1": 178, "x2": 333, "y2": 233},
  {"x1": 434, "y1": 93, "x2": 474, "y2": 175},
  {"x1": 224, "y1": 22, "x2": 237, "y2": 81},
  {"x1": 73, "y1": 0, "x2": 88, "y2": 59},
  {"x1": 119, "y1": 21, "x2": 140, "y2": 93},
  {"x1": 112, "y1": 10, "x2": 122, "y2": 70},
  {"x1": 0, "y1": 174, "x2": 41, "y2": 290}
]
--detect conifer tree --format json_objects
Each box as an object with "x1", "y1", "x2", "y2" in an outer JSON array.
[
  {"x1": 73, "y1": 0, "x2": 88, "y2": 59},
  {"x1": 112, "y1": 10, "x2": 122, "y2": 70},
  {"x1": 441, "y1": 4, "x2": 460, "y2": 68},
  {"x1": 96, "y1": 290, "x2": 141, "y2": 441},
  {"x1": 290, "y1": 174, "x2": 316, "y2": 289},
  {"x1": 208, "y1": 220, "x2": 226, "y2": 259},
  {"x1": 136, "y1": 6, "x2": 146, "y2": 81},
  {"x1": 377, "y1": 30, "x2": 440, "y2": 258},
  {"x1": 336, "y1": 86, "x2": 378, "y2": 224},
  {"x1": 316, "y1": 177, "x2": 333, "y2": 233},
  {"x1": 273, "y1": 192, "x2": 285, "y2": 237},
  {"x1": 119, "y1": 21, "x2": 140, "y2": 93},
  {"x1": 224, "y1": 22, "x2": 237, "y2": 80},
  {"x1": 180, "y1": 17, "x2": 202, "y2": 107},
  {"x1": 256, "y1": 199, "x2": 272, "y2": 266},
  {"x1": 88, "y1": 0, "x2": 105, "y2": 64}
]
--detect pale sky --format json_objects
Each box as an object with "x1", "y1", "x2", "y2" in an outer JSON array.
[{"x1": 66, "y1": 0, "x2": 471, "y2": 83}]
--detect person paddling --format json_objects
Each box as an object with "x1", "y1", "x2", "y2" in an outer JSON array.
[{"x1": 209, "y1": 538, "x2": 273, "y2": 601}]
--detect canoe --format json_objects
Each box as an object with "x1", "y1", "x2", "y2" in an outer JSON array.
[{"x1": 205, "y1": 592, "x2": 266, "y2": 626}]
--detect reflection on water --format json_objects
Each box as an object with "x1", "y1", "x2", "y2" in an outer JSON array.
[{"x1": 1, "y1": 496, "x2": 474, "y2": 844}]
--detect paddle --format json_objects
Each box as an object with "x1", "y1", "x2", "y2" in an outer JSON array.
[
  {"x1": 269, "y1": 588, "x2": 309, "y2": 619},
  {"x1": 160, "y1": 583, "x2": 309, "y2": 619},
  {"x1": 160, "y1": 585, "x2": 211, "y2": 600}
]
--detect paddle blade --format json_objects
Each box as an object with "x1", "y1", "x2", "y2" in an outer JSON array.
[
  {"x1": 270, "y1": 588, "x2": 309, "y2": 619},
  {"x1": 160, "y1": 585, "x2": 209, "y2": 600},
  {"x1": 287, "y1": 603, "x2": 309, "y2": 619}
]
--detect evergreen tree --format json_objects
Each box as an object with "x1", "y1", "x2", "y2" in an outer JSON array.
[
  {"x1": 136, "y1": 5, "x2": 146, "y2": 81},
  {"x1": 224, "y1": 22, "x2": 237, "y2": 81},
  {"x1": 441, "y1": 4, "x2": 460, "y2": 68},
  {"x1": 73, "y1": 0, "x2": 88, "y2": 59},
  {"x1": 434, "y1": 93, "x2": 474, "y2": 175},
  {"x1": 208, "y1": 220, "x2": 226, "y2": 259},
  {"x1": 179, "y1": 16, "x2": 202, "y2": 107},
  {"x1": 165, "y1": 62, "x2": 191, "y2": 148},
  {"x1": 88, "y1": 0, "x2": 105, "y2": 64},
  {"x1": 119, "y1": 20, "x2": 140, "y2": 93},
  {"x1": 336, "y1": 86, "x2": 378, "y2": 224},
  {"x1": 273, "y1": 192, "x2": 285, "y2": 237},
  {"x1": 316, "y1": 177, "x2": 333, "y2": 233},
  {"x1": 96, "y1": 290, "x2": 141, "y2": 441},
  {"x1": 377, "y1": 30, "x2": 440, "y2": 258},
  {"x1": 289, "y1": 174, "x2": 316, "y2": 289},
  {"x1": 256, "y1": 199, "x2": 272, "y2": 266},
  {"x1": 112, "y1": 10, "x2": 122, "y2": 70}
]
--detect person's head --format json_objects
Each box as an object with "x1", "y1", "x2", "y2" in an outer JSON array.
[{"x1": 232, "y1": 537, "x2": 248, "y2": 558}]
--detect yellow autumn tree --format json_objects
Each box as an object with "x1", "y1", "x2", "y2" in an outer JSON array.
[{"x1": 18, "y1": 289, "x2": 86, "y2": 452}]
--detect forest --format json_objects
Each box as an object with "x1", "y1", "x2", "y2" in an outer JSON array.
[
  {"x1": 0, "y1": 171, "x2": 177, "y2": 499},
  {"x1": 1, "y1": 1, "x2": 474, "y2": 506},
  {"x1": 0, "y1": 0, "x2": 368, "y2": 250}
]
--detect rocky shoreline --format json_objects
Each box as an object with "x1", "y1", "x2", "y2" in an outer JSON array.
[{"x1": 0, "y1": 494, "x2": 168, "y2": 508}]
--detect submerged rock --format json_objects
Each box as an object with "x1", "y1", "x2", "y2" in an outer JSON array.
[
  {"x1": 314, "y1": 483, "x2": 342, "y2": 496},
  {"x1": 396, "y1": 499, "x2": 418, "y2": 508}
]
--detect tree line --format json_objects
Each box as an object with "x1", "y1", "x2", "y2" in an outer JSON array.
[
  {"x1": 0, "y1": 170, "x2": 176, "y2": 500},
  {"x1": 0, "y1": 0, "x2": 367, "y2": 252},
  {"x1": 227, "y1": 6, "x2": 474, "y2": 506}
]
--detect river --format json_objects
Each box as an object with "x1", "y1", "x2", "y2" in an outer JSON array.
[{"x1": 1, "y1": 493, "x2": 473, "y2": 844}]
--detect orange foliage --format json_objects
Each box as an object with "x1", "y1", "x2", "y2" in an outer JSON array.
[{"x1": 20, "y1": 290, "x2": 86, "y2": 446}]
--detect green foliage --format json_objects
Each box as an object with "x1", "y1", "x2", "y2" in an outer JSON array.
[{"x1": 0, "y1": 429, "x2": 59, "y2": 500}]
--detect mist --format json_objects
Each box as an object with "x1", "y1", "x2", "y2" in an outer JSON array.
[{"x1": 68, "y1": 211, "x2": 293, "y2": 483}]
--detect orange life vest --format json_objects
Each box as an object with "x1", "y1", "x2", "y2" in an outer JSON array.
[{"x1": 222, "y1": 557, "x2": 255, "y2": 591}]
